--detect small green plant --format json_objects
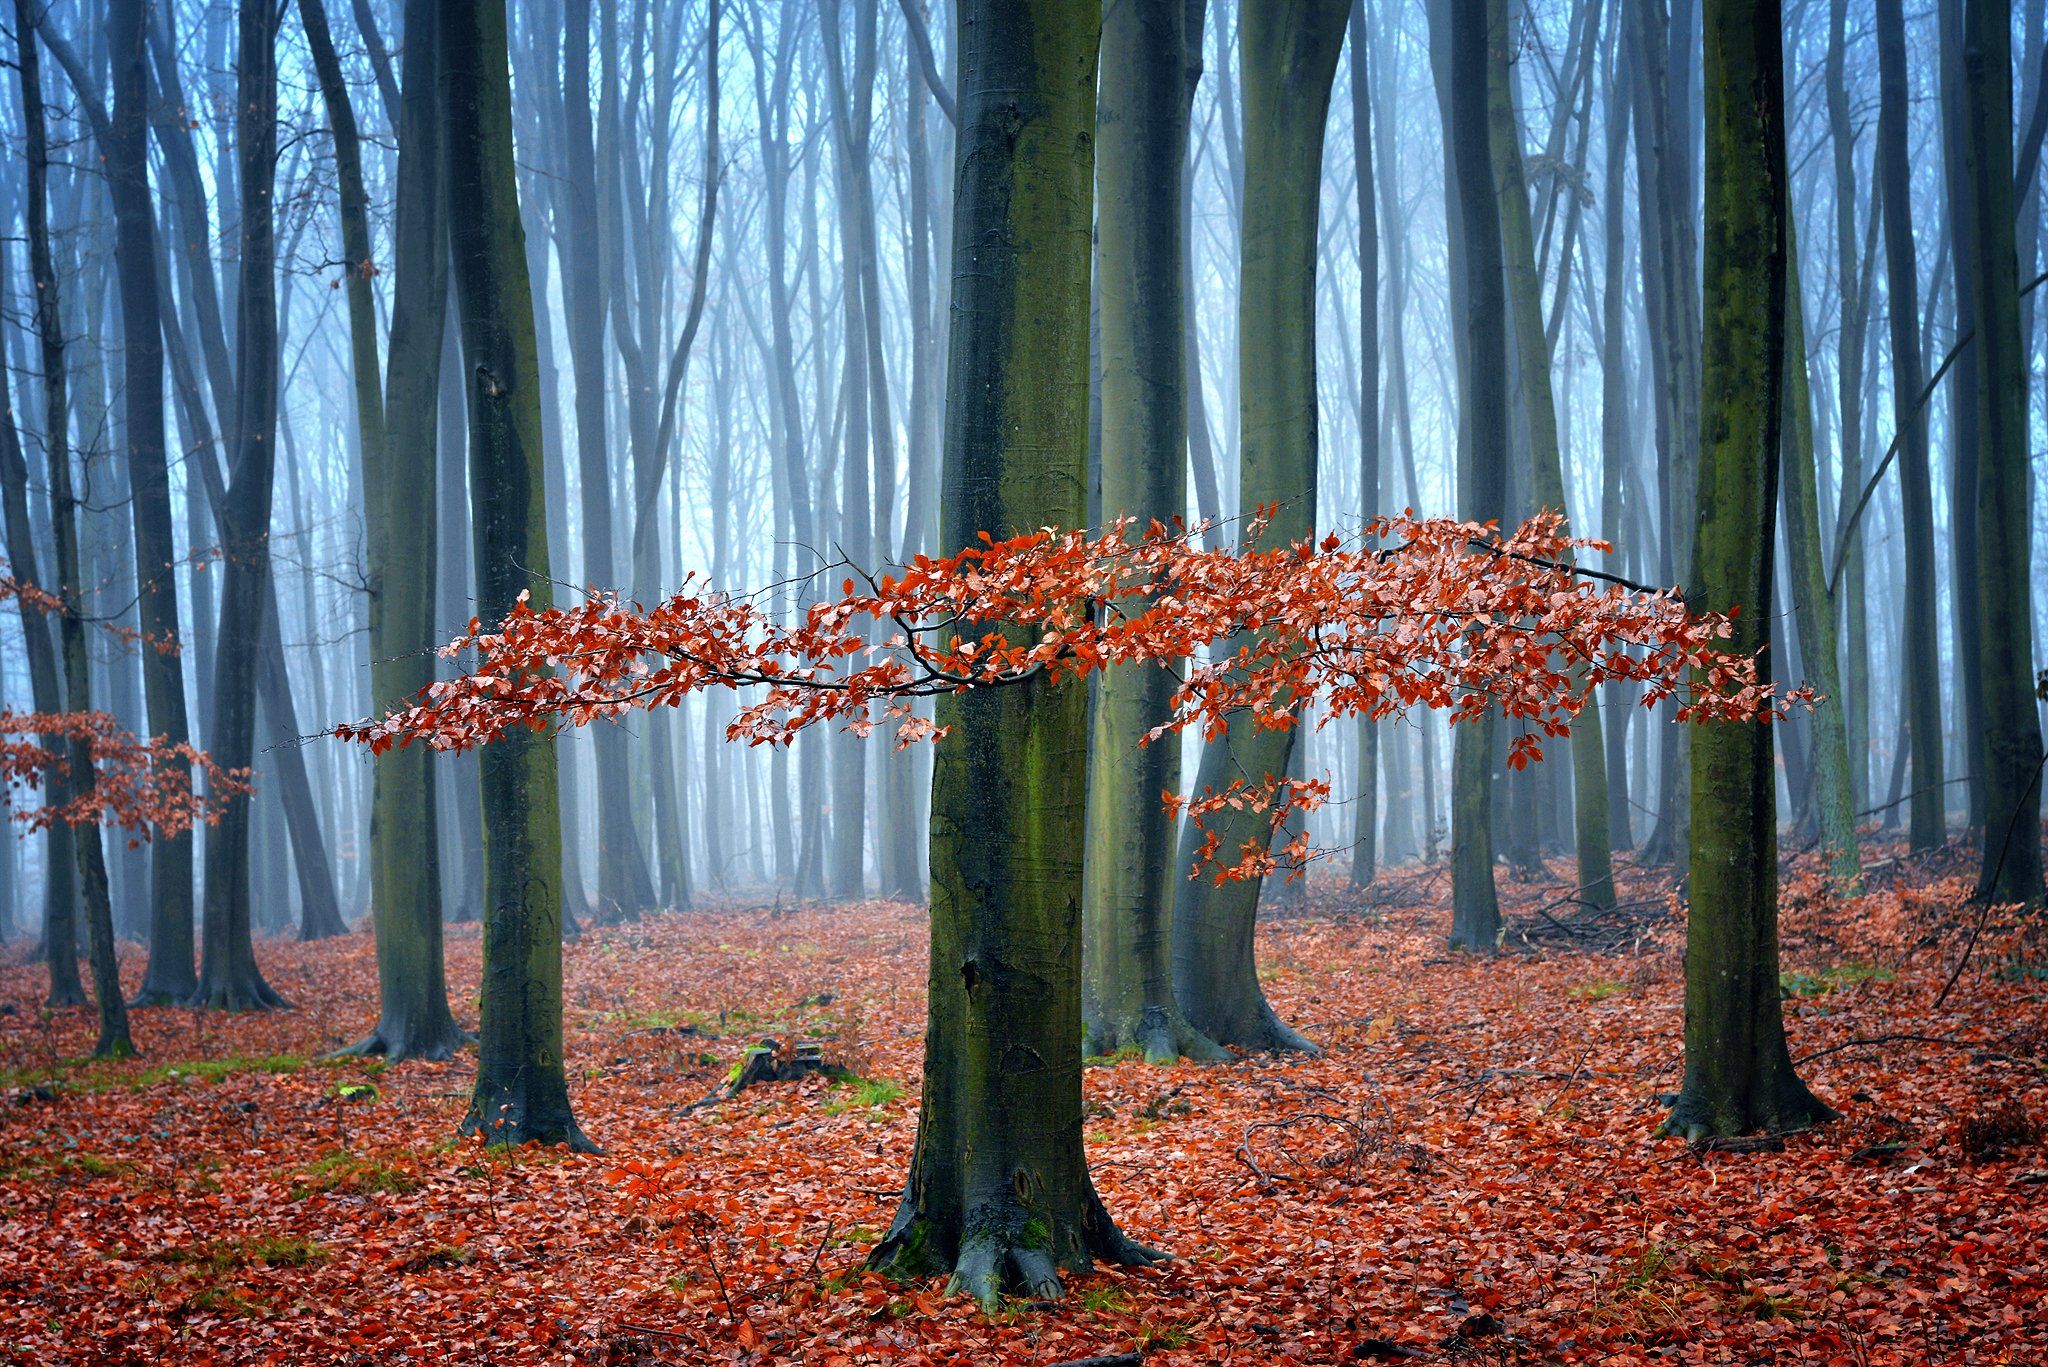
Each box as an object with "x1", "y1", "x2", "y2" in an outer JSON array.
[
  {"x1": 1779, "y1": 962, "x2": 1894, "y2": 1000},
  {"x1": 1136, "y1": 1321, "x2": 1196, "y2": 1351},
  {"x1": 293, "y1": 1151, "x2": 419, "y2": 1198},
  {"x1": 392, "y1": 1243, "x2": 474, "y2": 1273},
  {"x1": 1077, "y1": 1285, "x2": 1132, "y2": 1315},
  {"x1": 823, "y1": 1075, "x2": 904, "y2": 1115},
  {"x1": 1568, "y1": 979, "x2": 1627, "y2": 1002},
  {"x1": 138, "y1": 1054, "x2": 307, "y2": 1088}
]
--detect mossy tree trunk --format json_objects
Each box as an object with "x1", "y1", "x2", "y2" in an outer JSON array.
[
  {"x1": 1873, "y1": 0, "x2": 1946, "y2": 855},
  {"x1": 869, "y1": 0, "x2": 1163, "y2": 1305},
  {"x1": 441, "y1": 0, "x2": 587, "y2": 1149},
  {"x1": 1082, "y1": 0, "x2": 1225, "y2": 1065},
  {"x1": 1957, "y1": 0, "x2": 2047, "y2": 905},
  {"x1": 1442, "y1": 0, "x2": 1509, "y2": 952},
  {"x1": 1485, "y1": 0, "x2": 1613, "y2": 912},
  {"x1": 1779, "y1": 237, "x2": 1860, "y2": 888},
  {"x1": 1667, "y1": 0, "x2": 1833, "y2": 1141},
  {"x1": 1170, "y1": 0, "x2": 1348, "y2": 1046},
  {"x1": 194, "y1": 0, "x2": 288, "y2": 1014},
  {"x1": 331, "y1": 0, "x2": 466, "y2": 1061}
]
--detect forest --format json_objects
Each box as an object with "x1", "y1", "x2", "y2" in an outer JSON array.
[{"x1": 0, "y1": 0, "x2": 2043, "y2": 1361}]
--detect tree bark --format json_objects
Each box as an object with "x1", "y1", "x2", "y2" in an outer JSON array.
[
  {"x1": 868, "y1": 0, "x2": 1163, "y2": 1306},
  {"x1": 1347, "y1": 0, "x2": 1382, "y2": 892},
  {"x1": 1667, "y1": 0, "x2": 1832, "y2": 1140},
  {"x1": 441, "y1": 0, "x2": 587, "y2": 1149},
  {"x1": 1083, "y1": 0, "x2": 1225, "y2": 1065},
  {"x1": 1171, "y1": 0, "x2": 1349, "y2": 1038},
  {"x1": 1958, "y1": 0, "x2": 2048, "y2": 905},
  {"x1": 1874, "y1": 0, "x2": 1947, "y2": 854}
]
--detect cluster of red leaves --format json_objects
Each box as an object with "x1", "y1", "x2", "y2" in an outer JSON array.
[
  {"x1": 0, "y1": 709, "x2": 247, "y2": 839},
  {"x1": 339, "y1": 514, "x2": 1808, "y2": 880},
  {"x1": 1, "y1": 844, "x2": 2040, "y2": 1365}
]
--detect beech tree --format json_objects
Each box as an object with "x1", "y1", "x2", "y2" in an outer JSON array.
[{"x1": 1666, "y1": 0, "x2": 1833, "y2": 1140}]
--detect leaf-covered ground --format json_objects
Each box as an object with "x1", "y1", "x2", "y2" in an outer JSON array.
[{"x1": 1, "y1": 848, "x2": 2043, "y2": 1365}]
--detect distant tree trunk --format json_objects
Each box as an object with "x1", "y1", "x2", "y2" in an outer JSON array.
[
  {"x1": 1781, "y1": 235, "x2": 1861, "y2": 885},
  {"x1": 1440, "y1": 0, "x2": 1509, "y2": 951},
  {"x1": 1628, "y1": 0, "x2": 1701, "y2": 871},
  {"x1": 819, "y1": 0, "x2": 873, "y2": 903},
  {"x1": 1667, "y1": 0, "x2": 1832, "y2": 1141},
  {"x1": 1824, "y1": 0, "x2": 1872, "y2": 812},
  {"x1": 1958, "y1": 0, "x2": 2047, "y2": 905},
  {"x1": 1082, "y1": 0, "x2": 1225, "y2": 1065},
  {"x1": 869, "y1": 0, "x2": 1165, "y2": 1305},
  {"x1": 1938, "y1": 0, "x2": 1987, "y2": 836},
  {"x1": 195, "y1": 0, "x2": 288, "y2": 1012},
  {"x1": 1171, "y1": 0, "x2": 1348, "y2": 1044},
  {"x1": 107, "y1": 0, "x2": 198, "y2": 989},
  {"x1": 1486, "y1": 0, "x2": 1614, "y2": 912},
  {"x1": 16, "y1": 2, "x2": 127, "y2": 1047},
  {"x1": 1874, "y1": 0, "x2": 1947, "y2": 854},
  {"x1": 1598, "y1": 21, "x2": 1636, "y2": 852},
  {"x1": 0, "y1": 226, "x2": 80, "y2": 1003},
  {"x1": 559, "y1": 0, "x2": 657, "y2": 921},
  {"x1": 441, "y1": 0, "x2": 587, "y2": 1149},
  {"x1": 329, "y1": 0, "x2": 465, "y2": 1060},
  {"x1": 1347, "y1": 0, "x2": 1382, "y2": 892}
]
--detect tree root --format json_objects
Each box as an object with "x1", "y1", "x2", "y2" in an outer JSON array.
[{"x1": 325, "y1": 1022, "x2": 473, "y2": 1064}]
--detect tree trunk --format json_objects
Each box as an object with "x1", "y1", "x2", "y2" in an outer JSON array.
[
  {"x1": 1598, "y1": 19, "x2": 1636, "y2": 853},
  {"x1": 441, "y1": 0, "x2": 587, "y2": 1149},
  {"x1": 107, "y1": 0, "x2": 198, "y2": 988},
  {"x1": 1667, "y1": 0, "x2": 1832, "y2": 1140},
  {"x1": 1082, "y1": 0, "x2": 1225, "y2": 1065},
  {"x1": 16, "y1": 0, "x2": 129, "y2": 1049},
  {"x1": 195, "y1": 0, "x2": 288, "y2": 1013},
  {"x1": 868, "y1": 0, "x2": 1163, "y2": 1306},
  {"x1": 1958, "y1": 0, "x2": 2048, "y2": 905},
  {"x1": 1347, "y1": 0, "x2": 1382, "y2": 892},
  {"x1": 327, "y1": 0, "x2": 466, "y2": 1060},
  {"x1": 560, "y1": 0, "x2": 658, "y2": 921},
  {"x1": 1779, "y1": 235, "x2": 1861, "y2": 886},
  {"x1": 1486, "y1": 0, "x2": 1614, "y2": 911},
  {"x1": 0, "y1": 211, "x2": 81, "y2": 1006},
  {"x1": 1441, "y1": 0, "x2": 1509, "y2": 951},
  {"x1": 1171, "y1": 0, "x2": 1349, "y2": 1039},
  {"x1": 1874, "y1": 0, "x2": 1946, "y2": 854}
]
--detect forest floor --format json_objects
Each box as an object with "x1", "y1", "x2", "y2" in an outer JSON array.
[{"x1": 0, "y1": 844, "x2": 2044, "y2": 1366}]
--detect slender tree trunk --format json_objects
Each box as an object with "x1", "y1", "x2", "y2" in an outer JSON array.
[
  {"x1": 1347, "y1": 0, "x2": 1382, "y2": 892},
  {"x1": 1874, "y1": 0, "x2": 1946, "y2": 854},
  {"x1": 1083, "y1": 0, "x2": 1225, "y2": 1065},
  {"x1": 1487, "y1": 0, "x2": 1614, "y2": 911},
  {"x1": 195, "y1": 0, "x2": 288, "y2": 1012},
  {"x1": 1959, "y1": 0, "x2": 2048, "y2": 905},
  {"x1": 1171, "y1": 0, "x2": 1349, "y2": 1042},
  {"x1": 16, "y1": 2, "x2": 128, "y2": 1047},
  {"x1": 1441, "y1": 0, "x2": 1509, "y2": 950},
  {"x1": 329, "y1": 0, "x2": 465, "y2": 1059},
  {"x1": 1667, "y1": 0, "x2": 1832, "y2": 1141},
  {"x1": 0, "y1": 219, "x2": 80, "y2": 1005},
  {"x1": 1598, "y1": 20, "x2": 1637, "y2": 852},
  {"x1": 869, "y1": 0, "x2": 1164, "y2": 1306},
  {"x1": 107, "y1": 0, "x2": 198, "y2": 990},
  {"x1": 441, "y1": 0, "x2": 587, "y2": 1149},
  {"x1": 1781, "y1": 235, "x2": 1861, "y2": 885}
]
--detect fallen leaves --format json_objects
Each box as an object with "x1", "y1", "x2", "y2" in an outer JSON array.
[{"x1": 0, "y1": 847, "x2": 2042, "y2": 1363}]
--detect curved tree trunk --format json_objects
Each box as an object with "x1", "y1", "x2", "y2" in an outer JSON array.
[
  {"x1": 869, "y1": 0, "x2": 1162, "y2": 1306},
  {"x1": 1082, "y1": 0, "x2": 1224, "y2": 1065},
  {"x1": 1170, "y1": 0, "x2": 1349, "y2": 1046},
  {"x1": 1485, "y1": 0, "x2": 1614, "y2": 912},
  {"x1": 1667, "y1": 0, "x2": 1833, "y2": 1140},
  {"x1": 441, "y1": 0, "x2": 587, "y2": 1150},
  {"x1": 321, "y1": 0, "x2": 466, "y2": 1060}
]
